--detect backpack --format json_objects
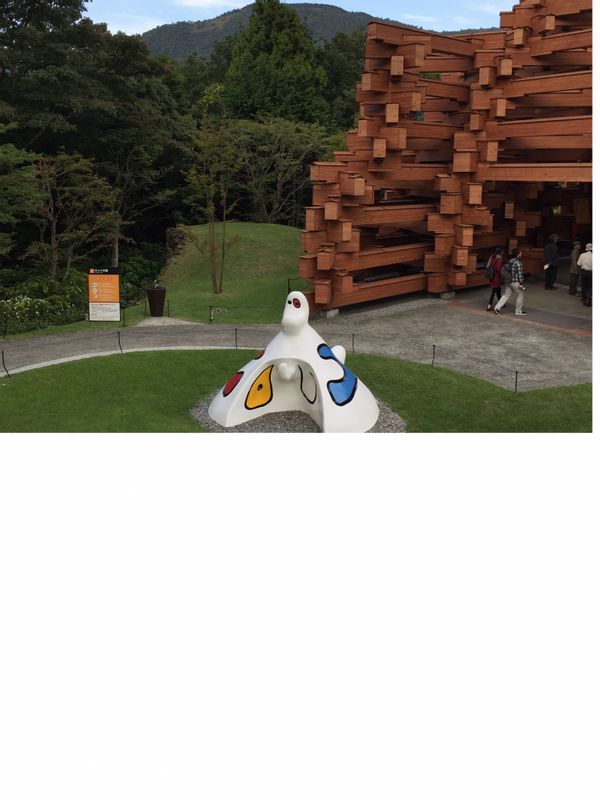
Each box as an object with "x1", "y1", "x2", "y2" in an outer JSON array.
[
  {"x1": 484, "y1": 255, "x2": 496, "y2": 281},
  {"x1": 500, "y1": 259, "x2": 514, "y2": 284}
]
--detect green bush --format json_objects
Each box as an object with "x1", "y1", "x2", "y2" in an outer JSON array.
[{"x1": 0, "y1": 292, "x2": 86, "y2": 334}]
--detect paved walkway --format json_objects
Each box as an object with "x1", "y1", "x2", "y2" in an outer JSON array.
[{"x1": 1, "y1": 281, "x2": 592, "y2": 392}]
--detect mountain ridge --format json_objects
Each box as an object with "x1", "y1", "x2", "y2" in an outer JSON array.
[{"x1": 142, "y1": 3, "x2": 497, "y2": 62}]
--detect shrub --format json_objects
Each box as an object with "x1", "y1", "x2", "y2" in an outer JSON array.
[{"x1": 0, "y1": 294, "x2": 85, "y2": 334}]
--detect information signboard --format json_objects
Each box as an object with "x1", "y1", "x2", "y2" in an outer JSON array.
[{"x1": 88, "y1": 268, "x2": 120, "y2": 322}]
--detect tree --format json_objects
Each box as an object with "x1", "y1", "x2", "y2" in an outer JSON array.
[
  {"x1": 0, "y1": 3, "x2": 114, "y2": 152},
  {"x1": 72, "y1": 32, "x2": 191, "y2": 269},
  {"x1": 233, "y1": 117, "x2": 342, "y2": 226},
  {"x1": 182, "y1": 53, "x2": 211, "y2": 111},
  {"x1": 224, "y1": 0, "x2": 330, "y2": 125},
  {"x1": 28, "y1": 152, "x2": 118, "y2": 281},
  {"x1": 185, "y1": 85, "x2": 242, "y2": 294},
  {"x1": 208, "y1": 35, "x2": 237, "y2": 82},
  {"x1": 1, "y1": 4, "x2": 191, "y2": 271},
  {"x1": 317, "y1": 29, "x2": 365, "y2": 130},
  {"x1": 0, "y1": 126, "x2": 41, "y2": 259}
]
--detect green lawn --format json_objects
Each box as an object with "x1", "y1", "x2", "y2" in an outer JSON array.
[
  {"x1": 161, "y1": 222, "x2": 307, "y2": 324},
  {"x1": 0, "y1": 351, "x2": 591, "y2": 433}
]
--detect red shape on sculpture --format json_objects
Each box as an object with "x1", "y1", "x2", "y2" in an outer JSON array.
[{"x1": 223, "y1": 371, "x2": 243, "y2": 397}]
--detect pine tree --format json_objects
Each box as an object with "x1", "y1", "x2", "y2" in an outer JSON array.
[
  {"x1": 224, "y1": 0, "x2": 329, "y2": 125},
  {"x1": 317, "y1": 29, "x2": 365, "y2": 130}
]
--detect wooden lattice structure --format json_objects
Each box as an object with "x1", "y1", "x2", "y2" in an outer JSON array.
[{"x1": 299, "y1": 0, "x2": 592, "y2": 310}]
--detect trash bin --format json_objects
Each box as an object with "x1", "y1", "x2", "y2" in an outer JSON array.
[{"x1": 147, "y1": 285, "x2": 166, "y2": 317}]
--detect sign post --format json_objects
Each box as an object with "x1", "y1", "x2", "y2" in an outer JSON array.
[{"x1": 88, "y1": 268, "x2": 120, "y2": 322}]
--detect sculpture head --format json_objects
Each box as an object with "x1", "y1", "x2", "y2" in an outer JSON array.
[{"x1": 282, "y1": 291, "x2": 309, "y2": 334}]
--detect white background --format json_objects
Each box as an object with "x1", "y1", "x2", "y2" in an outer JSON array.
[{"x1": 0, "y1": 435, "x2": 598, "y2": 800}]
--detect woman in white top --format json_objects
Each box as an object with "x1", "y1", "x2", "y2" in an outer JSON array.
[{"x1": 577, "y1": 243, "x2": 592, "y2": 306}]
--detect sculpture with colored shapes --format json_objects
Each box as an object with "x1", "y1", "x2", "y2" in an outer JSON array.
[{"x1": 208, "y1": 291, "x2": 379, "y2": 432}]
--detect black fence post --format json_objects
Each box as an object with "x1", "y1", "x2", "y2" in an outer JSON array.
[
  {"x1": 117, "y1": 331, "x2": 124, "y2": 355},
  {"x1": 287, "y1": 278, "x2": 291, "y2": 293},
  {"x1": 514, "y1": 370, "x2": 519, "y2": 393},
  {"x1": 1, "y1": 349, "x2": 10, "y2": 377},
  {"x1": 431, "y1": 344, "x2": 436, "y2": 366}
]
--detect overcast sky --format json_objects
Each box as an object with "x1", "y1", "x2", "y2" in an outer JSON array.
[{"x1": 83, "y1": 0, "x2": 507, "y2": 36}]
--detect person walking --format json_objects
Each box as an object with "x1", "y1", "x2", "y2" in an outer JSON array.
[
  {"x1": 568, "y1": 240, "x2": 582, "y2": 295},
  {"x1": 486, "y1": 247, "x2": 504, "y2": 310},
  {"x1": 543, "y1": 233, "x2": 559, "y2": 290},
  {"x1": 577, "y1": 243, "x2": 592, "y2": 306},
  {"x1": 494, "y1": 248, "x2": 527, "y2": 316}
]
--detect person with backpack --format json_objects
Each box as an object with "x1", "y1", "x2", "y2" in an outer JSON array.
[
  {"x1": 494, "y1": 248, "x2": 527, "y2": 316},
  {"x1": 485, "y1": 247, "x2": 504, "y2": 311}
]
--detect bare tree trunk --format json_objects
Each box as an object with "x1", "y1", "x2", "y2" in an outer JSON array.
[
  {"x1": 112, "y1": 226, "x2": 120, "y2": 270},
  {"x1": 218, "y1": 186, "x2": 227, "y2": 294},
  {"x1": 62, "y1": 245, "x2": 73, "y2": 282},
  {"x1": 209, "y1": 217, "x2": 218, "y2": 294},
  {"x1": 50, "y1": 217, "x2": 58, "y2": 279}
]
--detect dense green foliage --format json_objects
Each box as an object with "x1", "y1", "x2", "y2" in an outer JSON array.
[{"x1": 0, "y1": 350, "x2": 590, "y2": 432}]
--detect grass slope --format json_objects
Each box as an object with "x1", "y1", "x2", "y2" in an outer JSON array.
[
  {"x1": 0, "y1": 351, "x2": 591, "y2": 433},
  {"x1": 161, "y1": 223, "x2": 305, "y2": 324}
]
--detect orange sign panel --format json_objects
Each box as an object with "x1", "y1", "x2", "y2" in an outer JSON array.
[{"x1": 88, "y1": 273, "x2": 119, "y2": 304}]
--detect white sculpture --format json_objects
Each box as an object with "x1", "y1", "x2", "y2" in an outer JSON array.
[{"x1": 208, "y1": 291, "x2": 379, "y2": 432}]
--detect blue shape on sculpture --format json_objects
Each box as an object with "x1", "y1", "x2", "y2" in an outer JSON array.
[{"x1": 317, "y1": 344, "x2": 358, "y2": 406}]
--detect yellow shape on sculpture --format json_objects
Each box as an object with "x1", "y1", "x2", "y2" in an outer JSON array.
[{"x1": 245, "y1": 366, "x2": 274, "y2": 410}]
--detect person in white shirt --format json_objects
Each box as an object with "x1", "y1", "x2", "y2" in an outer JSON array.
[{"x1": 577, "y1": 243, "x2": 592, "y2": 306}]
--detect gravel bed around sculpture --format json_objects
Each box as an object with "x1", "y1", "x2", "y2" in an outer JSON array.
[{"x1": 190, "y1": 395, "x2": 406, "y2": 433}]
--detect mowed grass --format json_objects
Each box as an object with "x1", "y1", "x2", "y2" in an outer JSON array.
[
  {"x1": 351, "y1": 354, "x2": 592, "y2": 433},
  {"x1": 0, "y1": 351, "x2": 244, "y2": 433},
  {"x1": 161, "y1": 222, "x2": 307, "y2": 324},
  {"x1": 0, "y1": 351, "x2": 591, "y2": 433}
]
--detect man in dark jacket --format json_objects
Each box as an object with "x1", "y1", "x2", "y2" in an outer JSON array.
[{"x1": 543, "y1": 233, "x2": 559, "y2": 290}]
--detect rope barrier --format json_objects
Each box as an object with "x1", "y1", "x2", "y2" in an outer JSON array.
[{"x1": 0, "y1": 326, "x2": 592, "y2": 390}]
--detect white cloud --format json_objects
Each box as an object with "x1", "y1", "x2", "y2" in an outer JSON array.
[
  {"x1": 174, "y1": 0, "x2": 248, "y2": 8},
  {"x1": 91, "y1": 13, "x2": 167, "y2": 35},
  {"x1": 402, "y1": 13, "x2": 437, "y2": 24},
  {"x1": 462, "y1": 0, "x2": 505, "y2": 14}
]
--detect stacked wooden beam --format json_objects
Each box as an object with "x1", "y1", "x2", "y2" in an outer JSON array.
[{"x1": 299, "y1": 0, "x2": 592, "y2": 311}]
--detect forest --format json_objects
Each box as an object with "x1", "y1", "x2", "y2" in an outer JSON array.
[{"x1": 0, "y1": 0, "x2": 365, "y2": 332}]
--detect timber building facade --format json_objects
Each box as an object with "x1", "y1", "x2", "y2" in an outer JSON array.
[{"x1": 299, "y1": 0, "x2": 592, "y2": 310}]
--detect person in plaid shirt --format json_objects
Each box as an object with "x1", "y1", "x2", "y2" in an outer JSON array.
[{"x1": 494, "y1": 248, "x2": 527, "y2": 316}]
